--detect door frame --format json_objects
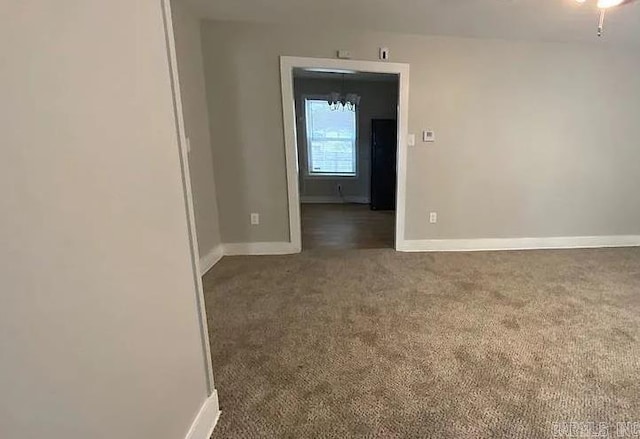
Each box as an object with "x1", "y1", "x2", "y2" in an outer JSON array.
[{"x1": 279, "y1": 56, "x2": 410, "y2": 251}]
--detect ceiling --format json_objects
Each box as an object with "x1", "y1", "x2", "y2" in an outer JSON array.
[{"x1": 185, "y1": 0, "x2": 640, "y2": 45}]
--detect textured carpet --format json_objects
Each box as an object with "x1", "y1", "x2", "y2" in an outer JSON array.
[{"x1": 203, "y1": 248, "x2": 640, "y2": 438}]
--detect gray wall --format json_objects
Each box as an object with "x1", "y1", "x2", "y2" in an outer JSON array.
[
  {"x1": 172, "y1": 1, "x2": 222, "y2": 256},
  {"x1": 294, "y1": 77, "x2": 399, "y2": 203},
  {"x1": 0, "y1": 2, "x2": 210, "y2": 438},
  {"x1": 201, "y1": 20, "x2": 640, "y2": 244}
]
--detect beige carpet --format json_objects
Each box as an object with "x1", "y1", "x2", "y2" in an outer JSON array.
[{"x1": 203, "y1": 248, "x2": 640, "y2": 438}]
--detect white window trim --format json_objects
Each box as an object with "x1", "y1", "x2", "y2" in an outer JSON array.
[{"x1": 302, "y1": 95, "x2": 359, "y2": 179}]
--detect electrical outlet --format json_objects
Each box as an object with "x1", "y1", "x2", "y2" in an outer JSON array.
[
  {"x1": 429, "y1": 212, "x2": 437, "y2": 224},
  {"x1": 251, "y1": 213, "x2": 260, "y2": 225}
]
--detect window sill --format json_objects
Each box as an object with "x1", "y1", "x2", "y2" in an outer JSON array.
[{"x1": 305, "y1": 174, "x2": 358, "y2": 180}]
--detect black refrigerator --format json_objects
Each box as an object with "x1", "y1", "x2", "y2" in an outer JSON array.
[{"x1": 370, "y1": 119, "x2": 397, "y2": 211}]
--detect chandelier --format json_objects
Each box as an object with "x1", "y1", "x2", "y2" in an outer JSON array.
[
  {"x1": 327, "y1": 73, "x2": 360, "y2": 111},
  {"x1": 327, "y1": 92, "x2": 361, "y2": 111},
  {"x1": 575, "y1": 0, "x2": 636, "y2": 36}
]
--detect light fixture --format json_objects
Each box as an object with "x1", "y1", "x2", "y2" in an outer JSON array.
[
  {"x1": 575, "y1": 0, "x2": 635, "y2": 36},
  {"x1": 328, "y1": 93, "x2": 361, "y2": 111},
  {"x1": 597, "y1": 0, "x2": 625, "y2": 7},
  {"x1": 327, "y1": 74, "x2": 360, "y2": 111}
]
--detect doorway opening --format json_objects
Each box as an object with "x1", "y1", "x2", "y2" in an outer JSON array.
[
  {"x1": 293, "y1": 69, "x2": 399, "y2": 250},
  {"x1": 280, "y1": 57, "x2": 410, "y2": 252}
]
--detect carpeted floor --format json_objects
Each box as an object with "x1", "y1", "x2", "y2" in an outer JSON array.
[{"x1": 203, "y1": 248, "x2": 640, "y2": 438}]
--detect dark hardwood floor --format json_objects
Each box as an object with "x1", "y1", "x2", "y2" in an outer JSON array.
[{"x1": 301, "y1": 203, "x2": 395, "y2": 250}]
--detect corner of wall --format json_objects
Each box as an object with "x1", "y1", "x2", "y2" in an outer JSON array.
[{"x1": 171, "y1": 0, "x2": 224, "y2": 261}]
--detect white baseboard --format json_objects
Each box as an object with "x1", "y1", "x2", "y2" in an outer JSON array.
[
  {"x1": 199, "y1": 242, "x2": 299, "y2": 259},
  {"x1": 199, "y1": 244, "x2": 224, "y2": 276},
  {"x1": 223, "y1": 241, "x2": 299, "y2": 256},
  {"x1": 397, "y1": 235, "x2": 640, "y2": 253},
  {"x1": 184, "y1": 390, "x2": 220, "y2": 439},
  {"x1": 301, "y1": 195, "x2": 370, "y2": 204},
  {"x1": 207, "y1": 235, "x2": 640, "y2": 258}
]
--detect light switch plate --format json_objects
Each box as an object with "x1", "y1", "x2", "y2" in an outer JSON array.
[{"x1": 408, "y1": 134, "x2": 416, "y2": 146}]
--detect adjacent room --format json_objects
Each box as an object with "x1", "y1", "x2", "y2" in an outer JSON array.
[
  {"x1": 167, "y1": 0, "x2": 640, "y2": 437},
  {"x1": 293, "y1": 68, "x2": 399, "y2": 250}
]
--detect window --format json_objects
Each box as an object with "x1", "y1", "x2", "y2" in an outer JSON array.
[{"x1": 304, "y1": 98, "x2": 357, "y2": 177}]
